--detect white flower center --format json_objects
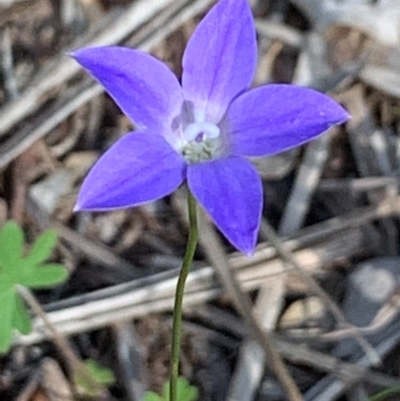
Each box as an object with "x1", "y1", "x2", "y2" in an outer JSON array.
[
  {"x1": 184, "y1": 121, "x2": 220, "y2": 142},
  {"x1": 180, "y1": 108, "x2": 222, "y2": 163}
]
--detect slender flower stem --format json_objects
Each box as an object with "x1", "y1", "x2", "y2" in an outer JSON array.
[
  {"x1": 368, "y1": 385, "x2": 400, "y2": 401},
  {"x1": 170, "y1": 191, "x2": 198, "y2": 401}
]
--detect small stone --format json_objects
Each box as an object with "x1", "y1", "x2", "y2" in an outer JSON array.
[
  {"x1": 335, "y1": 257, "x2": 400, "y2": 358},
  {"x1": 279, "y1": 296, "x2": 330, "y2": 335},
  {"x1": 30, "y1": 169, "x2": 72, "y2": 214}
]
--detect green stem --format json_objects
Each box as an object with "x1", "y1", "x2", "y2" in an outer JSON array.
[
  {"x1": 368, "y1": 385, "x2": 400, "y2": 401},
  {"x1": 170, "y1": 191, "x2": 198, "y2": 401}
]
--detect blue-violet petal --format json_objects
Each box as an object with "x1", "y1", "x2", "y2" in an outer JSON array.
[
  {"x1": 75, "y1": 132, "x2": 186, "y2": 211},
  {"x1": 187, "y1": 156, "x2": 262, "y2": 255},
  {"x1": 71, "y1": 47, "x2": 184, "y2": 145},
  {"x1": 228, "y1": 84, "x2": 350, "y2": 157},
  {"x1": 182, "y1": 0, "x2": 257, "y2": 123}
]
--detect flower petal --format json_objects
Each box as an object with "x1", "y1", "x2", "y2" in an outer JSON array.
[
  {"x1": 75, "y1": 132, "x2": 186, "y2": 211},
  {"x1": 71, "y1": 47, "x2": 184, "y2": 143},
  {"x1": 228, "y1": 84, "x2": 350, "y2": 157},
  {"x1": 187, "y1": 156, "x2": 262, "y2": 255},
  {"x1": 182, "y1": 0, "x2": 257, "y2": 123}
]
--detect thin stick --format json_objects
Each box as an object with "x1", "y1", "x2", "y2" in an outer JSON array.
[
  {"x1": 197, "y1": 214, "x2": 304, "y2": 401},
  {"x1": 16, "y1": 285, "x2": 101, "y2": 392},
  {"x1": 260, "y1": 220, "x2": 381, "y2": 365}
]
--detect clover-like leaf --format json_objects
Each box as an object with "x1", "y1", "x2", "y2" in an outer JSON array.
[
  {"x1": 144, "y1": 377, "x2": 198, "y2": 401},
  {"x1": 19, "y1": 263, "x2": 68, "y2": 288},
  {"x1": 74, "y1": 359, "x2": 115, "y2": 397},
  {"x1": 0, "y1": 221, "x2": 68, "y2": 354},
  {"x1": 163, "y1": 377, "x2": 198, "y2": 401},
  {"x1": 0, "y1": 221, "x2": 24, "y2": 271},
  {"x1": 24, "y1": 229, "x2": 58, "y2": 266},
  {"x1": 85, "y1": 359, "x2": 115, "y2": 386},
  {"x1": 0, "y1": 222, "x2": 68, "y2": 290},
  {"x1": 144, "y1": 392, "x2": 163, "y2": 401},
  {"x1": 13, "y1": 294, "x2": 32, "y2": 335},
  {"x1": 0, "y1": 266, "x2": 14, "y2": 292},
  {"x1": 0, "y1": 289, "x2": 17, "y2": 353}
]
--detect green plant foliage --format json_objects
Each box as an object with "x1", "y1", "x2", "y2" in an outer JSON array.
[
  {"x1": 368, "y1": 385, "x2": 400, "y2": 401},
  {"x1": 0, "y1": 221, "x2": 68, "y2": 353},
  {"x1": 144, "y1": 377, "x2": 198, "y2": 401},
  {"x1": 74, "y1": 359, "x2": 115, "y2": 397},
  {"x1": 85, "y1": 359, "x2": 115, "y2": 386}
]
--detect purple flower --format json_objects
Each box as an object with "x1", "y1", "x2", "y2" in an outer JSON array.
[{"x1": 72, "y1": 0, "x2": 349, "y2": 255}]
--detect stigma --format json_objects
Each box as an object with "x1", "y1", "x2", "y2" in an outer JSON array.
[{"x1": 184, "y1": 121, "x2": 220, "y2": 142}]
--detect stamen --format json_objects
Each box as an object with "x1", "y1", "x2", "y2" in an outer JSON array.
[{"x1": 179, "y1": 107, "x2": 223, "y2": 163}]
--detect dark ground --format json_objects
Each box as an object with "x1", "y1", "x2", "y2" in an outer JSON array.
[{"x1": 1, "y1": 0, "x2": 400, "y2": 400}]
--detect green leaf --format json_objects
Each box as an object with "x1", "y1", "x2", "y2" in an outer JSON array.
[
  {"x1": 174, "y1": 377, "x2": 198, "y2": 401},
  {"x1": 25, "y1": 229, "x2": 58, "y2": 266},
  {"x1": 163, "y1": 377, "x2": 198, "y2": 401},
  {"x1": 20, "y1": 264, "x2": 68, "y2": 288},
  {"x1": 0, "y1": 289, "x2": 16, "y2": 354},
  {"x1": 85, "y1": 359, "x2": 115, "y2": 386},
  {"x1": 12, "y1": 294, "x2": 32, "y2": 335},
  {"x1": 0, "y1": 222, "x2": 69, "y2": 354},
  {"x1": 0, "y1": 221, "x2": 24, "y2": 271},
  {"x1": 74, "y1": 359, "x2": 115, "y2": 397},
  {"x1": 144, "y1": 392, "x2": 163, "y2": 401},
  {"x1": 178, "y1": 379, "x2": 198, "y2": 401},
  {"x1": 144, "y1": 377, "x2": 198, "y2": 401},
  {"x1": 0, "y1": 280, "x2": 14, "y2": 293}
]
